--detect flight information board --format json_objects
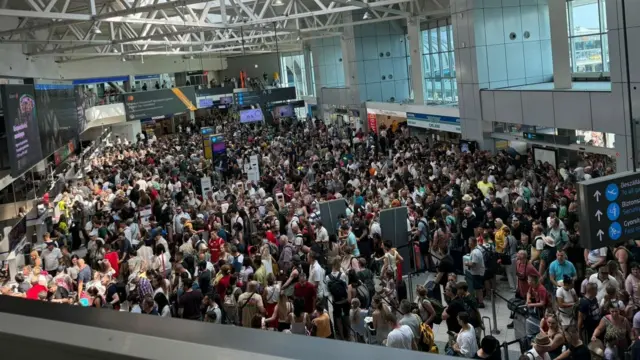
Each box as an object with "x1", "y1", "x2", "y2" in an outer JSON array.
[
  {"x1": 577, "y1": 171, "x2": 640, "y2": 249},
  {"x1": 233, "y1": 87, "x2": 296, "y2": 105}
]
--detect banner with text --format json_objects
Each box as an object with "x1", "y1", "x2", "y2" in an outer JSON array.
[{"x1": 124, "y1": 86, "x2": 197, "y2": 121}]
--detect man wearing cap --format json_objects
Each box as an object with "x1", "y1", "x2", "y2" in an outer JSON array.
[{"x1": 41, "y1": 240, "x2": 63, "y2": 278}]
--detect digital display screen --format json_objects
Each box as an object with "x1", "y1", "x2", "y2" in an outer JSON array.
[
  {"x1": 35, "y1": 83, "x2": 79, "y2": 157},
  {"x1": 211, "y1": 135, "x2": 226, "y2": 156},
  {"x1": 239, "y1": 108, "x2": 264, "y2": 123},
  {"x1": 220, "y1": 96, "x2": 233, "y2": 104},
  {"x1": 273, "y1": 104, "x2": 293, "y2": 118},
  {"x1": 199, "y1": 98, "x2": 213, "y2": 108},
  {"x1": 0, "y1": 84, "x2": 44, "y2": 176},
  {"x1": 8, "y1": 216, "x2": 27, "y2": 252}
]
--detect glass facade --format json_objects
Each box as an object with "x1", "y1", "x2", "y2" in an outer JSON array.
[
  {"x1": 567, "y1": 0, "x2": 609, "y2": 73},
  {"x1": 421, "y1": 23, "x2": 457, "y2": 105},
  {"x1": 280, "y1": 52, "x2": 309, "y2": 97}
]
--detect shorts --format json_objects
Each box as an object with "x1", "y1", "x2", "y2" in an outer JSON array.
[
  {"x1": 419, "y1": 241, "x2": 429, "y2": 256},
  {"x1": 472, "y1": 275, "x2": 484, "y2": 290}
]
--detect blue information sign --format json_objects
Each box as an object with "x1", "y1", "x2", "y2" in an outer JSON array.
[{"x1": 578, "y1": 171, "x2": 640, "y2": 248}]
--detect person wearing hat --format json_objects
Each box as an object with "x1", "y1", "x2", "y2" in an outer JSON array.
[
  {"x1": 41, "y1": 240, "x2": 63, "y2": 278},
  {"x1": 523, "y1": 333, "x2": 552, "y2": 360}
]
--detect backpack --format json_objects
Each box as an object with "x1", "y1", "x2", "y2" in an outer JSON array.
[
  {"x1": 327, "y1": 272, "x2": 348, "y2": 304},
  {"x1": 421, "y1": 297, "x2": 443, "y2": 325},
  {"x1": 418, "y1": 322, "x2": 439, "y2": 353},
  {"x1": 460, "y1": 296, "x2": 482, "y2": 328},
  {"x1": 355, "y1": 283, "x2": 370, "y2": 309},
  {"x1": 480, "y1": 245, "x2": 499, "y2": 276},
  {"x1": 232, "y1": 255, "x2": 243, "y2": 273}
]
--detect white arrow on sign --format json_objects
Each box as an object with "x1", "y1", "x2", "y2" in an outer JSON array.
[
  {"x1": 596, "y1": 229, "x2": 604, "y2": 241},
  {"x1": 595, "y1": 209, "x2": 603, "y2": 221},
  {"x1": 593, "y1": 190, "x2": 602, "y2": 202}
]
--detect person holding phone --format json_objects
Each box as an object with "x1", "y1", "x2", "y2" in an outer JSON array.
[{"x1": 448, "y1": 312, "x2": 478, "y2": 358}]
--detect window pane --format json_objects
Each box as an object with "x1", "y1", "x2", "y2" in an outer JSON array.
[
  {"x1": 449, "y1": 51, "x2": 456, "y2": 78},
  {"x1": 433, "y1": 80, "x2": 443, "y2": 102},
  {"x1": 439, "y1": 26, "x2": 448, "y2": 52},
  {"x1": 425, "y1": 79, "x2": 434, "y2": 101},
  {"x1": 431, "y1": 53, "x2": 441, "y2": 78},
  {"x1": 449, "y1": 24, "x2": 454, "y2": 51},
  {"x1": 443, "y1": 79, "x2": 452, "y2": 102},
  {"x1": 423, "y1": 54, "x2": 431, "y2": 77},
  {"x1": 422, "y1": 30, "x2": 429, "y2": 54},
  {"x1": 430, "y1": 29, "x2": 439, "y2": 53},
  {"x1": 600, "y1": 0, "x2": 607, "y2": 32},
  {"x1": 602, "y1": 34, "x2": 609, "y2": 71},
  {"x1": 571, "y1": 35, "x2": 603, "y2": 72},
  {"x1": 441, "y1": 52, "x2": 450, "y2": 77},
  {"x1": 569, "y1": 0, "x2": 600, "y2": 36},
  {"x1": 452, "y1": 78, "x2": 458, "y2": 102}
]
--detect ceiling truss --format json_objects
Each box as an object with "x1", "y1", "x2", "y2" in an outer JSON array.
[{"x1": 0, "y1": 0, "x2": 449, "y2": 62}]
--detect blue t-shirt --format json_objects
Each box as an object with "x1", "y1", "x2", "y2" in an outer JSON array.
[
  {"x1": 347, "y1": 232, "x2": 360, "y2": 257},
  {"x1": 548, "y1": 260, "x2": 576, "y2": 282}
]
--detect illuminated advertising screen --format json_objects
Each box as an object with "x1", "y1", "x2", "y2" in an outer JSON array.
[
  {"x1": 239, "y1": 108, "x2": 264, "y2": 123},
  {"x1": 272, "y1": 104, "x2": 293, "y2": 118},
  {"x1": 0, "y1": 84, "x2": 44, "y2": 176}
]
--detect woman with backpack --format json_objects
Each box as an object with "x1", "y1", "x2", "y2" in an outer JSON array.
[{"x1": 347, "y1": 269, "x2": 370, "y2": 309}]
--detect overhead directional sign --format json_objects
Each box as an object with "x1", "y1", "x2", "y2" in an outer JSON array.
[
  {"x1": 578, "y1": 171, "x2": 640, "y2": 249},
  {"x1": 233, "y1": 87, "x2": 296, "y2": 105}
]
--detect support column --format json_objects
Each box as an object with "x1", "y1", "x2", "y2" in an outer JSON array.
[
  {"x1": 311, "y1": 45, "x2": 323, "y2": 97},
  {"x1": 548, "y1": 0, "x2": 571, "y2": 89},
  {"x1": 303, "y1": 45, "x2": 314, "y2": 96},
  {"x1": 407, "y1": 17, "x2": 424, "y2": 104},
  {"x1": 340, "y1": 12, "x2": 360, "y2": 104}
]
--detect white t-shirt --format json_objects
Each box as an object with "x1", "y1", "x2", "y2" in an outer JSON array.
[
  {"x1": 588, "y1": 273, "x2": 620, "y2": 302},
  {"x1": 309, "y1": 261, "x2": 326, "y2": 298},
  {"x1": 555, "y1": 287, "x2": 578, "y2": 327},
  {"x1": 456, "y1": 325, "x2": 478, "y2": 358},
  {"x1": 386, "y1": 325, "x2": 414, "y2": 349},
  {"x1": 525, "y1": 348, "x2": 552, "y2": 360},
  {"x1": 587, "y1": 248, "x2": 607, "y2": 265}
]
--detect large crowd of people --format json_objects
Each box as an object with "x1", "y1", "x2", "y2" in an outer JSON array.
[{"x1": 1, "y1": 107, "x2": 640, "y2": 360}]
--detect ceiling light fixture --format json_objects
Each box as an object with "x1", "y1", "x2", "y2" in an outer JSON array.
[
  {"x1": 91, "y1": 25, "x2": 102, "y2": 34},
  {"x1": 362, "y1": 11, "x2": 371, "y2": 20},
  {"x1": 121, "y1": 57, "x2": 126, "y2": 62},
  {"x1": 272, "y1": 0, "x2": 285, "y2": 6}
]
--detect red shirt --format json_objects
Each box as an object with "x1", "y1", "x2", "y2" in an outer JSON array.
[
  {"x1": 516, "y1": 260, "x2": 540, "y2": 299},
  {"x1": 293, "y1": 281, "x2": 316, "y2": 314},
  {"x1": 528, "y1": 283, "x2": 548, "y2": 307},
  {"x1": 216, "y1": 275, "x2": 231, "y2": 300},
  {"x1": 265, "y1": 231, "x2": 277, "y2": 245},
  {"x1": 25, "y1": 284, "x2": 47, "y2": 300},
  {"x1": 105, "y1": 251, "x2": 120, "y2": 278},
  {"x1": 208, "y1": 238, "x2": 224, "y2": 263}
]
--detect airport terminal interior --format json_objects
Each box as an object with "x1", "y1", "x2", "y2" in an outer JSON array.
[{"x1": 0, "y1": 0, "x2": 639, "y2": 358}]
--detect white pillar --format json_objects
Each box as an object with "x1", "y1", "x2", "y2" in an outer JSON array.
[
  {"x1": 407, "y1": 17, "x2": 424, "y2": 104},
  {"x1": 548, "y1": 0, "x2": 572, "y2": 89},
  {"x1": 340, "y1": 12, "x2": 360, "y2": 106}
]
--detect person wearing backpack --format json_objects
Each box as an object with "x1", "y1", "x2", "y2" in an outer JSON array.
[{"x1": 325, "y1": 257, "x2": 350, "y2": 340}]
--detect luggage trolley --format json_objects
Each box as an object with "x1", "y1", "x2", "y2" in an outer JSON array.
[{"x1": 507, "y1": 297, "x2": 540, "y2": 353}]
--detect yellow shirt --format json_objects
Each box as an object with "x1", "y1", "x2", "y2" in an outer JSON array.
[
  {"x1": 476, "y1": 181, "x2": 494, "y2": 197},
  {"x1": 494, "y1": 225, "x2": 508, "y2": 253},
  {"x1": 312, "y1": 312, "x2": 332, "y2": 338}
]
